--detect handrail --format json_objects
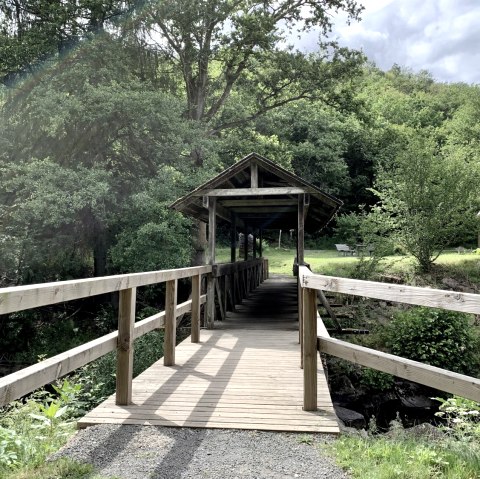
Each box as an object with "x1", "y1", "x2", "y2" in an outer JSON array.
[
  {"x1": 0, "y1": 258, "x2": 269, "y2": 408},
  {"x1": 0, "y1": 296, "x2": 206, "y2": 406},
  {"x1": 317, "y1": 335, "x2": 480, "y2": 401},
  {"x1": 299, "y1": 269, "x2": 480, "y2": 315},
  {"x1": 0, "y1": 265, "x2": 212, "y2": 315},
  {"x1": 298, "y1": 266, "x2": 480, "y2": 408}
]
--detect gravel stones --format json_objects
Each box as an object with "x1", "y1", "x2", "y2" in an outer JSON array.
[{"x1": 54, "y1": 425, "x2": 350, "y2": 479}]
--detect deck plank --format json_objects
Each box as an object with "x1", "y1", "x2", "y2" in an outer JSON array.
[{"x1": 78, "y1": 276, "x2": 339, "y2": 434}]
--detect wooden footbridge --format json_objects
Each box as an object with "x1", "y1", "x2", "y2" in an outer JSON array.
[{"x1": 1, "y1": 153, "x2": 479, "y2": 435}]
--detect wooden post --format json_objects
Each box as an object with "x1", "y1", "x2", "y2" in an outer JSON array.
[
  {"x1": 303, "y1": 287, "x2": 317, "y2": 411},
  {"x1": 206, "y1": 274, "x2": 215, "y2": 328},
  {"x1": 231, "y1": 272, "x2": 237, "y2": 311},
  {"x1": 253, "y1": 233, "x2": 257, "y2": 259},
  {"x1": 191, "y1": 274, "x2": 201, "y2": 343},
  {"x1": 230, "y1": 213, "x2": 237, "y2": 263},
  {"x1": 208, "y1": 197, "x2": 217, "y2": 264},
  {"x1": 299, "y1": 279, "x2": 303, "y2": 363},
  {"x1": 298, "y1": 194, "x2": 305, "y2": 266},
  {"x1": 206, "y1": 197, "x2": 216, "y2": 329},
  {"x1": 215, "y1": 278, "x2": 225, "y2": 321},
  {"x1": 251, "y1": 161, "x2": 258, "y2": 188},
  {"x1": 164, "y1": 279, "x2": 177, "y2": 366},
  {"x1": 259, "y1": 229, "x2": 263, "y2": 257},
  {"x1": 116, "y1": 287, "x2": 136, "y2": 405},
  {"x1": 244, "y1": 225, "x2": 249, "y2": 261},
  {"x1": 222, "y1": 275, "x2": 227, "y2": 315}
]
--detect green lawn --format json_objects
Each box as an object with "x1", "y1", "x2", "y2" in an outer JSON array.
[{"x1": 216, "y1": 247, "x2": 480, "y2": 281}]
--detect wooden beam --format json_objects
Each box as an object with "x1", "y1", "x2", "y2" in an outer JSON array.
[
  {"x1": 220, "y1": 199, "x2": 298, "y2": 207},
  {"x1": 301, "y1": 274, "x2": 480, "y2": 315},
  {"x1": 164, "y1": 279, "x2": 177, "y2": 366},
  {"x1": 116, "y1": 287, "x2": 136, "y2": 405},
  {"x1": 251, "y1": 161, "x2": 258, "y2": 188},
  {"x1": 317, "y1": 289, "x2": 342, "y2": 333},
  {"x1": 208, "y1": 197, "x2": 217, "y2": 264},
  {"x1": 318, "y1": 337, "x2": 480, "y2": 402},
  {"x1": 0, "y1": 266, "x2": 211, "y2": 315},
  {"x1": 303, "y1": 287, "x2": 317, "y2": 411},
  {"x1": 203, "y1": 197, "x2": 243, "y2": 227},
  {"x1": 230, "y1": 206, "x2": 297, "y2": 214},
  {"x1": 196, "y1": 187, "x2": 309, "y2": 197}
]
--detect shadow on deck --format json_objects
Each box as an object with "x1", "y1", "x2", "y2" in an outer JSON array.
[{"x1": 78, "y1": 275, "x2": 339, "y2": 433}]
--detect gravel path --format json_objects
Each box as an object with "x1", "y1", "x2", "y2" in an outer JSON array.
[{"x1": 54, "y1": 425, "x2": 350, "y2": 479}]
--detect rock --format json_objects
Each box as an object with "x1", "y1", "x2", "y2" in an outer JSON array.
[
  {"x1": 441, "y1": 277, "x2": 478, "y2": 293},
  {"x1": 334, "y1": 405, "x2": 366, "y2": 429},
  {"x1": 399, "y1": 395, "x2": 434, "y2": 410},
  {"x1": 333, "y1": 375, "x2": 357, "y2": 397}
]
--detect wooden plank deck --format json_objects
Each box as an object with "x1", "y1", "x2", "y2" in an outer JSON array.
[{"x1": 78, "y1": 276, "x2": 339, "y2": 433}]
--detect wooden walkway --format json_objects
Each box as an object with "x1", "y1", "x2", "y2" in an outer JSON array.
[{"x1": 78, "y1": 276, "x2": 339, "y2": 433}]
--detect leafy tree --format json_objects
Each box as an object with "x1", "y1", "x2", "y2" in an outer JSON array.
[
  {"x1": 370, "y1": 129, "x2": 480, "y2": 271},
  {"x1": 142, "y1": 0, "x2": 365, "y2": 263},
  {"x1": 0, "y1": 35, "x2": 194, "y2": 284},
  {"x1": 0, "y1": 0, "x2": 132, "y2": 84}
]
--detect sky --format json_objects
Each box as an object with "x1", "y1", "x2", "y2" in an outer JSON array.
[{"x1": 297, "y1": 0, "x2": 480, "y2": 84}]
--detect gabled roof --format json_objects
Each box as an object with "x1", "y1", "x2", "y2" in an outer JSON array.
[{"x1": 170, "y1": 152, "x2": 342, "y2": 232}]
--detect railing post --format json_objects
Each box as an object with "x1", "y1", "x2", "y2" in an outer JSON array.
[
  {"x1": 303, "y1": 286, "x2": 317, "y2": 411},
  {"x1": 164, "y1": 279, "x2": 178, "y2": 366},
  {"x1": 191, "y1": 274, "x2": 201, "y2": 343},
  {"x1": 299, "y1": 279, "x2": 303, "y2": 364},
  {"x1": 206, "y1": 273, "x2": 215, "y2": 329},
  {"x1": 116, "y1": 287, "x2": 136, "y2": 405}
]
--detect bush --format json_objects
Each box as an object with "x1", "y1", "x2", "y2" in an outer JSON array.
[
  {"x1": 386, "y1": 307, "x2": 480, "y2": 375},
  {"x1": 360, "y1": 368, "x2": 395, "y2": 392}
]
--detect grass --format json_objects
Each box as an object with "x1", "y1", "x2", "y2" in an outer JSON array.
[
  {"x1": 3, "y1": 458, "x2": 114, "y2": 479},
  {"x1": 216, "y1": 247, "x2": 358, "y2": 275},
  {"x1": 331, "y1": 434, "x2": 480, "y2": 479},
  {"x1": 217, "y1": 247, "x2": 480, "y2": 282}
]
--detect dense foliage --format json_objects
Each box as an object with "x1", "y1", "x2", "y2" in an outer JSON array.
[
  {"x1": 0, "y1": 0, "x2": 479, "y2": 378},
  {"x1": 386, "y1": 307, "x2": 480, "y2": 375}
]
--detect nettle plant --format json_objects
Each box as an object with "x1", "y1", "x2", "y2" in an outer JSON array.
[
  {"x1": 0, "y1": 380, "x2": 79, "y2": 471},
  {"x1": 435, "y1": 396, "x2": 480, "y2": 440}
]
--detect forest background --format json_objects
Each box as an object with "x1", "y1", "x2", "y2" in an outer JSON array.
[{"x1": 1, "y1": 0, "x2": 480, "y2": 362}]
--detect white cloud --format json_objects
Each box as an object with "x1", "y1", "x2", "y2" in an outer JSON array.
[{"x1": 297, "y1": 0, "x2": 480, "y2": 83}]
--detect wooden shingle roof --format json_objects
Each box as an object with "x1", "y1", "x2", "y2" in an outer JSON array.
[{"x1": 171, "y1": 152, "x2": 342, "y2": 232}]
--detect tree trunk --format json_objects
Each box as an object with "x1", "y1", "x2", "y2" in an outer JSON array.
[{"x1": 192, "y1": 220, "x2": 207, "y2": 266}]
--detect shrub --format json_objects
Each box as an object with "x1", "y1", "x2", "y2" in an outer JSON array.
[
  {"x1": 386, "y1": 307, "x2": 480, "y2": 375},
  {"x1": 360, "y1": 368, "x2": 395, "y2": 392}
]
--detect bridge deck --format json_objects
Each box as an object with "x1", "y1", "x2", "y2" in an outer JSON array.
[{"x1": 78, "y1": 276, "x2": 339, "y2": 433}]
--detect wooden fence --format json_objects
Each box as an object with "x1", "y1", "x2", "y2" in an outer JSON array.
[
  {"x1": 298, "y1": 265, "x2": 480, "y2": 410},
  {"x1": 0, "y1": 258, "x2": 268, "y2": 408}
]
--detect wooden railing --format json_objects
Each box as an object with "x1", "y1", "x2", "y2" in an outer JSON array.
[
  {"x1": 0, "y1": 258, "x2": 268, "y2": 408},
  {"x1": 298, "y1": 266, "x2": 480, "y2": 411}
]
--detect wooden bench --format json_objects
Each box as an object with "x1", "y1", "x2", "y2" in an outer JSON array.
[{"x1": 335, "y1": 244, "x2": 354, "y2": 256}]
